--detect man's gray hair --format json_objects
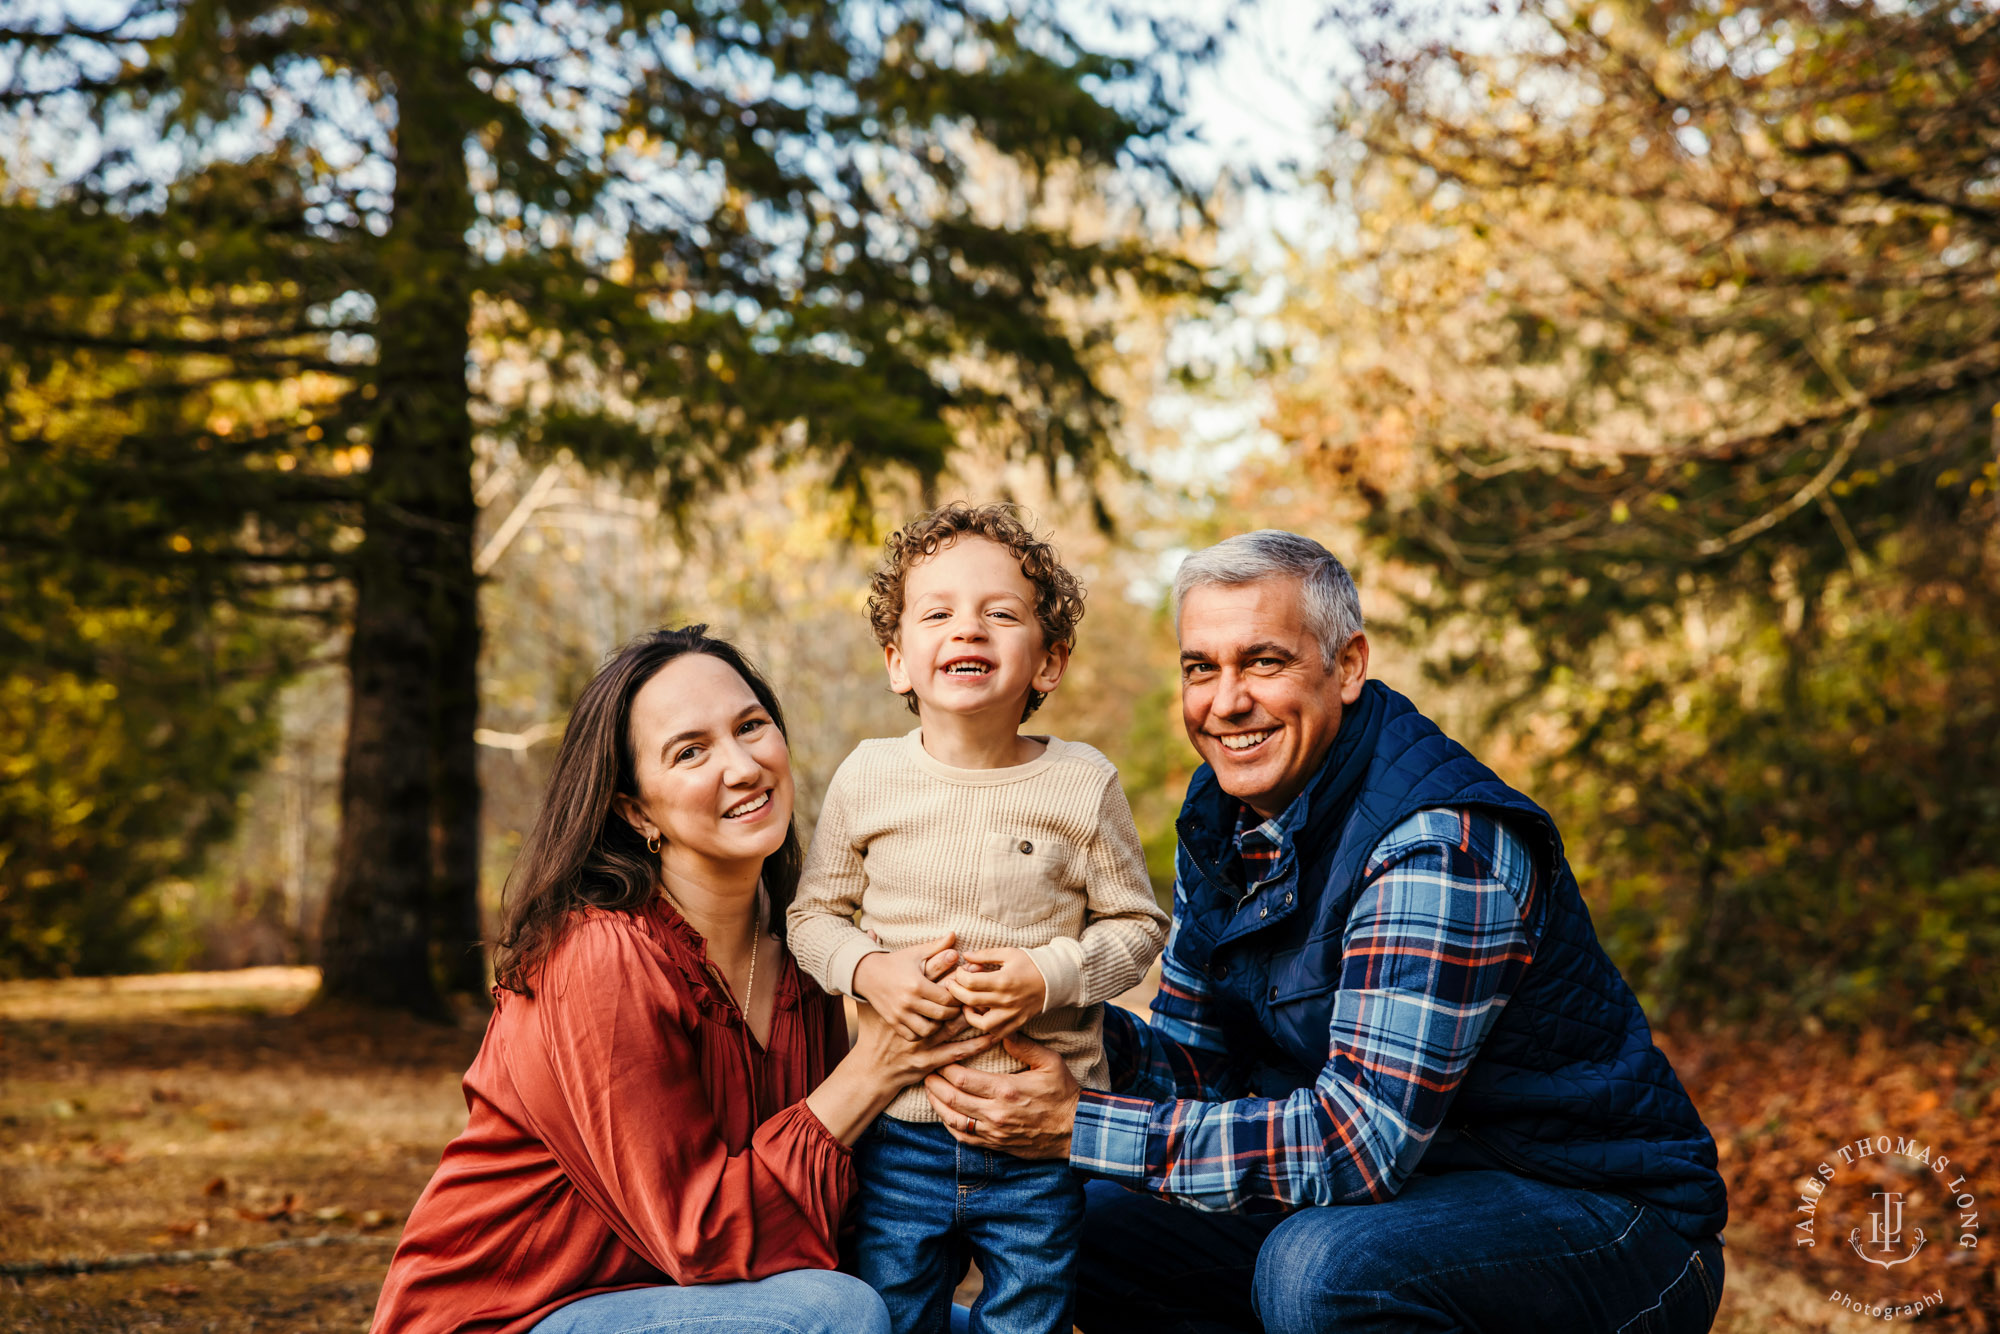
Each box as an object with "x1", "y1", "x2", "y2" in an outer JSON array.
[{"x1": 1172, "y1": 530, "x2": 1363, "y2": 667}]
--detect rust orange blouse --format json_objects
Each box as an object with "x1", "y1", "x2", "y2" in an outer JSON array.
[{"x1": 370, "y1": 899, "x2": 856, "y2": 1334}]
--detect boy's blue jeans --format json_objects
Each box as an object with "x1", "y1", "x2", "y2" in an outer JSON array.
[{"x1": 852, "y1": 1115, "x2": 1083, "y2": 1334}]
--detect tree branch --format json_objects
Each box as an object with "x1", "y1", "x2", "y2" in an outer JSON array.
[{"x1": 1695, "y1": 412, "x2": 1871, "y2": 556}]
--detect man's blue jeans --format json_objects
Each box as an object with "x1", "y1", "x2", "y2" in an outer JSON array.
[
  {"x1": 852, "y1": 1115, "x2": 1084, "y2": 1334},
  {"x1": 1075, "y1": 1170, "x2": 1724, "y2": 1334},
  {"x1": 527, "y1": 1268, "x2": 889, "y2": 1333}
]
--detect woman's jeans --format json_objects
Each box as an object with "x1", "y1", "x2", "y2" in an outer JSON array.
[
  {"x1": 1074, "y1": 1170, "x2": 1725, "y2": 1334},
  {"x1": 527, "y1": 1269, "x2": 889, "y2": 1334},
  {"x1": 852, "y1": 1115, "x2": 1084, "y2": 1334}
]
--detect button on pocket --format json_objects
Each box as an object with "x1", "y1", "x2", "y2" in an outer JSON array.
[{"x1": 976, "y1": 832, "x2": 1070, "y2": 928}]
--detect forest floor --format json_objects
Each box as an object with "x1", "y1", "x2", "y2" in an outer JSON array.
[{"x1": 1, "y1": 968, "x2": 1993, "y2": 1332}]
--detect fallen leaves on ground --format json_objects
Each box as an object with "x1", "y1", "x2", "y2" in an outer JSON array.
[
  {"x1": 3, "y1": 968, "x2": 1993, "y2": 1331},
  {"x1": 1657, "y1": 1028, "x2": 1997, "y2": 1329}
]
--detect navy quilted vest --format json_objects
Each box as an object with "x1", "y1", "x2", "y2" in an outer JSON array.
[{"x1": 1168, "y1": 680, "x2": 1728, "y2": 1240}]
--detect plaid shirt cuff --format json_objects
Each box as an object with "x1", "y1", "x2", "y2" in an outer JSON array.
[{"x1": 1070, "y1": 1089, "x2": 1155, "y2": 1182}]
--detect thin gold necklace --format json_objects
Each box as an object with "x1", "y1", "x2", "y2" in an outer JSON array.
[{"x1": 742, "y1": 887, "x2": 763, "y2": 1029}]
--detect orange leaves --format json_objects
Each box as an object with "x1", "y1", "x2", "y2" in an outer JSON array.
[
  {"x1": 1662, "y1": 1026, "x2": 1999, "y2": 1331},
  {"x1": 84, "y1": 1140, "x2": 129, "y2": 1167},
  {"x1": 233, "y1": 1192, "x2": 300, "y2": 1224}
]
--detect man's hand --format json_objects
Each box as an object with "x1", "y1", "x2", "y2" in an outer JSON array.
[
  {"x1": 852, "y1": 934, "x2": 961, "y2": 1041},
  {"x1": 944, "y1": 947, "x2": 1046, "y2": 1038},
  {"x1": 924, "y1": 1033, "x2": 1079, "y2": 1160}
]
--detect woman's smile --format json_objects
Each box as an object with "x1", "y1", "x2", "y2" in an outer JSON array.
[{"x1": 722, "y1": 788, "x2": 775, "y2": 821}]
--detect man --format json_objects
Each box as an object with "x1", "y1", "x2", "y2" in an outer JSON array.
[{"x1": 925, "y1": 531, "x2": 1728, "y2": 1333}]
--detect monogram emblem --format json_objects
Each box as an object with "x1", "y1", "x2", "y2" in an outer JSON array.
[{"x1": 1848, "y1": 1190, "x2": 1926, "y2": 1269}]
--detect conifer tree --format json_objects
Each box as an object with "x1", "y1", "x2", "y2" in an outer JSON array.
[{"x1": 1, "y1": 0, "x2": 1210, "y2": 1009}]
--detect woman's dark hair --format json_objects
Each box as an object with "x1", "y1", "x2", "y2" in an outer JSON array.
[{"x1": 493, "y1": 625, "x2": 801, "y2": 996}]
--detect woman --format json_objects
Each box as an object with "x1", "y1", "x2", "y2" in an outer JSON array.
[{"x1": 370, "y1": 626, "x2": 988, "y2": 1334}]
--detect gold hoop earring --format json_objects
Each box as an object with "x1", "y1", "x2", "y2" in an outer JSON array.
[{"x1": 645, "y1": 833, "x2": 662, "y2": 854}]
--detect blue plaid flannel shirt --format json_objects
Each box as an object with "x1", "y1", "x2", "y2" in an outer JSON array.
[{"x1": 1070, "y1": 806, "x2": 1540, "y2": 1212}]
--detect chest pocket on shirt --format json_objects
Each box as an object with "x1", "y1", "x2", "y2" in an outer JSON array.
[{"x1": 976, "y1": 832, "x2": 1072, "y2": 928}]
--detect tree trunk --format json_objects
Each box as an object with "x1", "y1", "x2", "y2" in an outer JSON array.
[
  {"x1": 316, "y1": 30, "x2": 473, "y2": 1015},
  {"x1": 431, "y1": 552, "x2": 487, "y2": 1000}
]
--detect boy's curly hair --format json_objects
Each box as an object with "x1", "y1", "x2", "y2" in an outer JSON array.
[{"x1": 867, "y1": 502, "x2": 1086, "y2": 719}]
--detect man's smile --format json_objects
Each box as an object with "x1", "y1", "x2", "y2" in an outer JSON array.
[{"x1": 1215, "y1": 728, "x2": 1276, "y2": 754}]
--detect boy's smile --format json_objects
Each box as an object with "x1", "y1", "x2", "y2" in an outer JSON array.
[
  {"x1": 940, "y1": 652, "x2": 997, "y2": 678},
  {"x1": 884, "y1": 535, "x2": 1068, "y2": 737}
]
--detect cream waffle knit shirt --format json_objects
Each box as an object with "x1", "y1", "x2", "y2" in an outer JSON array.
[{"x1": 787, "y1": 730, "x2": 1168, "y2": 1123}]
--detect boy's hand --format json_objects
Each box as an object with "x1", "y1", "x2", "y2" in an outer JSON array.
[
  {"x1": 852, "y1": 934, "x2": 962, "y2": 1041},
  {"x1": 945, "y1": 948, "x2": 1046, "y2": 1037}
]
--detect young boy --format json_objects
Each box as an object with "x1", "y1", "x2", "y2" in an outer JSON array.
[{"x1": 787, "y1": 502, "x2": 1168, "y2": 1334}]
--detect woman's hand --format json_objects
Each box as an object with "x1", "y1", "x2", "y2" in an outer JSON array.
[
  {"x1": 849, "y1": 1000, "x2": 995, "y2": 1088},
  {"x1": 806, "y1": 941, "x2": 995, "y2": 1145}
]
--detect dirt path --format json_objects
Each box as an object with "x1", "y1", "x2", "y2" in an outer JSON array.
[
  {"x1": 2, "y1": 970, "x2": 476, "y2": 1331},
  {"x1": 2, "y1": 969, "x2": 1989, "y2": 1330}
]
